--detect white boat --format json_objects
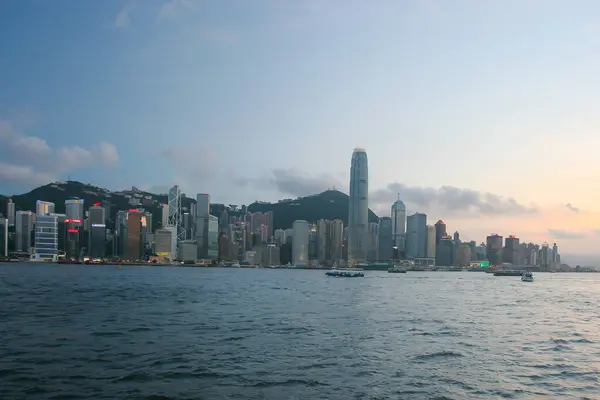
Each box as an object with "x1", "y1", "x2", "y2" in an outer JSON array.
[
  {"x1": 521, "y1": 271, "x2": 534, "y2": 282},
  {"x1": 326, "y1": 268, "x2": 364, "y2": 278}
]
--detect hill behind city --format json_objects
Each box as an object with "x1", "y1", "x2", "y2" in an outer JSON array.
[{"x1": 0, "y1": 182, "x2": 380, "y2": 231}]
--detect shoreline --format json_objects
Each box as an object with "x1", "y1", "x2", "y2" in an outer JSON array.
[{"x1": 0, "y1": 261, "x2": 597, "y2": 272}]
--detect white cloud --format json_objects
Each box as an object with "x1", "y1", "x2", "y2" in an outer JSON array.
[
  {"x1": 160, "y1": 146, "x2": 216, "y2": 178},
  {"x1": 0, "y1": 163, "x2": 55, "y2": 186},
  {"x1": 0, "y1": 117, "x2": 120, "y2": 186},
  {"x1": 114, "y1": 4, "x2": 134, "y2": 28},
  {"x1": 548, "y1": 229, "x2": 586, "y2": 239},
  {"x1": 99, "y1": 142, "x2": 120, "y2": 167},
  {"x1": 234, "y1": 168, "x2": 538, "y2": 218},
  {"x1": 157, "y1": 0, "x2": 195, "y2": 21}
]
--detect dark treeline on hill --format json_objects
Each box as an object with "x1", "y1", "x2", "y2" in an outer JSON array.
[
  {"x1": 0, "y1": 182, "x2": 379, "y2": 230},
  {"x1": 247, "y1": 190, "x2": 379, "y2": 229}
]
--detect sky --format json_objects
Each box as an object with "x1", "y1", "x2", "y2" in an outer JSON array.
[{"x1": 1, "y1": 0, "x2": 600, "y2": 261}]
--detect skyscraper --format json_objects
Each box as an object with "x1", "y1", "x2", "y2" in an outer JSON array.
[
  {"x1": 34, "y1": 214, "x2": 58, "y2": 260},
  {"x1": 16, "y1": 210, "x2": 34, "y2": 252},
  {"x1": 435, "y1": 235, "x2": 455, "y2": 266},
  {"x1": 329, "y1": 219, "x2": 344, "y2": 265},
  {"x1": 1, "y1": 218, "x2": 8, "y2": 256},
  {"x1": 426, "y1": 225, "x2": 436, "y2": 258},
  {"x1": 504, "y1": 235, "x2": 520, "y2": 264},
  {"x1": 36, "y1": 200, "x2": 55, "y2": 215},
  {"x1": 125, "y1": 211, "x2": 142, "y2": 261},
  {"x1": 316, "y1": 219, "x2": 329, "y2": 264},
  {"x1": 316, "y1": 219, "x2": 344, "y2": 265},
  {"x1": 161, "y1": 204, "x2": 169, "y2": 228},
  {"x1": 6, "y1": 198, "x2": 15, "y2": 226},
  {"x1": 405, "y1": 213, "x2": 427, "y2": 259},
  {"x1": 292, "y1": 220, "x2": 309, "y2": 266},
  {"x1": 195, "y1": 193, "x2": 210, "y2": 259},
  {"x1": 486, "y1": 234, "x2": 503, "y2": 266},
  {"x1": 391, "y1": 199, "x2": 406, "y2": 250},
  {"x1": 206, "y1": 215, "x2": 219, "y2": 260},
  {"x1": 378, "y1": 217, "x2": 393, "y2": 261},
  {"x1": 347, "y1": 148, "x2": 368, "y2": 264},
  {"x1": 367, "y1": 222, "x2": 379, "y2": 262},
  {"x1": 168, "y1": 185, "x2": 183, "y2": 238},
  {"x1": 435, "y1": 220, "x2": 446, "y2": 245},
  {"x1": 88, "y1": 205, "x2": 106, "y2": 258},
  {"x1": 65, "y1": 199, "x2": 84, "y2": 220}
]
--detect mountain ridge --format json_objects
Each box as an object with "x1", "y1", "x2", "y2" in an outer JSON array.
[{"x1": 0, "y1": 181, "x2": 380, "y2": 231}]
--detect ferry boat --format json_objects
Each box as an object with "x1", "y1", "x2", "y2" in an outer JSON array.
[
  {"x1": 521, "y1": 271, "x2": 534, "y2": 282},
  {"x1": 325, "y1": 268, "x2": 364, "y2": 278},
  {"x1": 388, "y1": 266, "x2": 407, "y2": 273},
  {"x1": 493, "y1": 270, "x2": 523, "y2": 276}
]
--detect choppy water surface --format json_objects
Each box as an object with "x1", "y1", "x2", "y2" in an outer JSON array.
[{"x1": 1, "y1": 264, "x2": 600, "y2": 399}]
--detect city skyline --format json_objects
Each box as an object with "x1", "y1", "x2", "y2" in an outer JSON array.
[
  {"x1": 1, "y1": 1, "x2": 600, "y2": 255},
  {"x1": 1, "y1": 185, "x2": 570, "y2": 269},
  {"x1": 0, "y1": 178, "x2": 577, "y2": 265}
]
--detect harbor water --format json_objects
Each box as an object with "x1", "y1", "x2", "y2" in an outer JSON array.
[{"x1": 1, "y1": 264, "x2": 599, "y2": 399}]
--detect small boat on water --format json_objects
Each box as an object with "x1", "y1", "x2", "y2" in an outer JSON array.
[
  {"x1": 493, "y1": 270, "x2": 523, "y2": 276},
  {"x1": 388, "y1": 266, "x2": 407, "y2": 273},
  {"x1": 521, "y1": 271, "x2": 534, "y2": 282},
  {"x1": 326, "y1": 268, "x2": 364, "y2": 278}
]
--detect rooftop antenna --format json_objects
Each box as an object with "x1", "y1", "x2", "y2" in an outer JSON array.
[{"x1": 397, "y1": 192, "x2": 400, "y2": 200}]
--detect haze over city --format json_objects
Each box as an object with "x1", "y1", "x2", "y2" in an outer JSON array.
[{"x1": 1, "y1": 0, "x2": 600, "y2": 259}]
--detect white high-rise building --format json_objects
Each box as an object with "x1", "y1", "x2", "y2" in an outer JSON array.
[
  {"x1": 36, "y1": 200, "x2": 55, "y2": 215},
  {"x1": 34, "y1": 214, "x2": 58, "y2": 261},
  {"x1": 391, "y1": 199, "x2": 406, "y2": 250},
  {"x1": 292, "y1": 220, "x2": 309, "y2": 266},
  {"x1": 347, "y1": 148, "x2": 369, "y2": 264}
]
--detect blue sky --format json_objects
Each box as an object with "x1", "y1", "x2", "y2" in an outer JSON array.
[{"x1": 2, "y1": 0, "x2": 600, "y2": 255}]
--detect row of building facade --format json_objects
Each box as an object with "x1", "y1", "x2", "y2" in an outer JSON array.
[{"x1": 0, "y1": 188, "x2": 562, "y2": 269}]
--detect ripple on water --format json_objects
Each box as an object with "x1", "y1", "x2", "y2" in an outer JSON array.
[{"x1": 2, "y1": 264, "x2": 600, "y2": 399}]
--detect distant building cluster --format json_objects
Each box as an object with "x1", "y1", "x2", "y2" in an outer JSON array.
[{"x1": 0, "y1": 149, "x2": 568, "y2": 271}]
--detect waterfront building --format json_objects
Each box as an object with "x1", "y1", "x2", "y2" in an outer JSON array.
[{"x1": 34, "y1": 214, "x2": 59, "y2": 261}]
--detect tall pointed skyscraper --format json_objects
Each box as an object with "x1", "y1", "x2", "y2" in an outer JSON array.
[{"x1": 347, "y1": 148, "x2": 369, "y2": 264}]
